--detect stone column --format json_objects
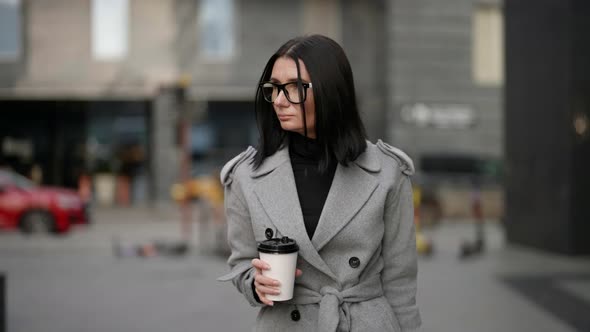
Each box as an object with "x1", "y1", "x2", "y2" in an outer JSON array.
[{"x1": 150, "y1": 87, "x2": 181, "y2": 203}]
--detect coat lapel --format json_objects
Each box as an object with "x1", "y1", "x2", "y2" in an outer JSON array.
[
  {"x1": 311, "y1": 162, "x2": 379, "y2": 251},
  {"x1": 252, "y1": 147, "x2": 338, "y2": 281},
  {"x1": 311, "y1": 143, "x2": 381, "y2": 251}
]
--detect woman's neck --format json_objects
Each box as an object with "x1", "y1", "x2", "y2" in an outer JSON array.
[{"x1": 289, "y1": 132, "x2": 321, "y2": 160}]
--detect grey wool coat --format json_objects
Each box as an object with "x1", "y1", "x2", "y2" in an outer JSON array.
[{"x1": 218, "y1": 140, "x2": 421, "y2": 332}]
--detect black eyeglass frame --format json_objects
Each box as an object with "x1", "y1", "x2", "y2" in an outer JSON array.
[{"x1": 259, "y1": 81, "x2": 313, "y2": 104}]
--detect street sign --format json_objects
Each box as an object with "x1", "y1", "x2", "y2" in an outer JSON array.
[{"x1": 400, "y1": 103, "x2": 476, "y2": 129}]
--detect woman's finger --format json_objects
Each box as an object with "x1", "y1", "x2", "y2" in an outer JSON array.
[
  {"x1": 254, "y1": 281, "x2": 281, "y2": 296},
  {"x1": 255, "y1": 274, "x2": 281, "y2": 287},
  {"x1": 251, "y1": 258, "x2": 270, "y2": 270},
  {"x1": 254, "y1": 279, "x2": 279, "y2": 291},
  {"x1": 295, "y1": 268, "x2": 303, "y2": 277},
  {"x1": 255, "y1": 289, "x2": 274, "y2": 306}
]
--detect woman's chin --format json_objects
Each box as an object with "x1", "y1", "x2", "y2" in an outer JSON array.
[{"x1": 280, "y1": 124, "x2": 299, "y2": 133}]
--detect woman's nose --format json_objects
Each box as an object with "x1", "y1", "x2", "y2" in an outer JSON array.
[{"x1": 273, "y1": 90, "x2": 290, "y2": 107}]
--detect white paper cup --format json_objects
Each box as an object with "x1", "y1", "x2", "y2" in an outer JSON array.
[
  {"x1": 257, "y1": 236, "x2": 299, "y2": 301},
  {"x1": 259, "y1": 251, "x2": 298, "y2": 301}
]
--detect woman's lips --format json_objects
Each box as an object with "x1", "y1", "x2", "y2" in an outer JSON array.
[{"x1": 277, "y1": 114, "x2": 294, "y2": 121}]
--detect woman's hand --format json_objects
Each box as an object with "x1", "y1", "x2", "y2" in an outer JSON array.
[{"x1": 252, "y1": 258, "x2": 302, "y2": 306}]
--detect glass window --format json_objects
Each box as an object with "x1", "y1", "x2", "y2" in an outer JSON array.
[
  {"x1": 91, "y1": 0, "x2": 129, "y2": 61},
  {"x1": 472, "y1": 4, "x2": 504, "y2": 86},
  {"x1": 0, "y1": 0, "x2": 22, "y2": 60},
  {"x1": 198, "y1": 0, "x2": 235, "y2": 60}
]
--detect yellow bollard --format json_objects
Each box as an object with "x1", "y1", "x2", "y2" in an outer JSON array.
[{"x1": 413, "y1": 186, "x2": 433, "y2": 255}]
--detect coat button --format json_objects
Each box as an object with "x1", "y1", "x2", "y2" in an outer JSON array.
[
  {"x1": 349, "y1": 256, "x2": 360, "y2": 268},
  {"x1": 265, "y1": 228, "x2": 274, "y2": 239},
  {"x1": 290, "y1": 309, "x2": 301, "y2": 321}
]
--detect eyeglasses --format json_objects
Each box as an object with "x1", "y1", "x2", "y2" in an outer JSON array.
[{"x1": 259, "y1": 81, "x2": 313, "y2": 104}]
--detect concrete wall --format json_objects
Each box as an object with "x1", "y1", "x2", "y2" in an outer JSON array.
[
  {"x1": 342, "y1": 0, "x2": 388, "y2": 140},
  {"x1": 183, "y1": 0, "x2": 388, "y2": 139},
  {"x1": 387, "y1": 0, "x2": 504, "y2": 162},
  {"x1": 1, "y1": 0, "x2": 178, "y2": 97},
  {"x1": 184, "y1": 0, "x2": 305, "y2": 101},
  {"x1": 0, "y1": 0, "x2": 505, "y2": 204}
]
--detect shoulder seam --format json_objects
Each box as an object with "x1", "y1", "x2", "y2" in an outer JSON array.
[
  {"x1": 220, "y1": 146, "x2": 256, "y2": 185},
  {"x1": 376, "y1": 140, "x2": 415, "y2": 176}
]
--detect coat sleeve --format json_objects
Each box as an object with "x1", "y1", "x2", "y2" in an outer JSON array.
[
  {"x1": 216, "y1": 176, "x2": 264, "y2": 307},
  {"x1": 381, "y1": 175, "x2": 422, "y2": 331}
]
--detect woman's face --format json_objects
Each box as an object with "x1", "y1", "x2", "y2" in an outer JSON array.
[{"x1": 270, "y1": 56, "x2": 316, "y2": 138}]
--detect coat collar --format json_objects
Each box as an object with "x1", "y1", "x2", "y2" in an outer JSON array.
[
  {"x1": 354, "y1": 141, "x2": 382, "y2": 173},
  {"x1": 250, "y1": 141, "x2": 381, "y2": 178},
  {"x1": 251, "y1": 142, "x2": 380, "y2": 281},
  {"x1": 251, "y1": 144, "x2": 290, "y2": 178}
]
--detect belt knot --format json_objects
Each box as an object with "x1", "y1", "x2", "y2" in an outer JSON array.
[{"x1": 320, "y1": 286, "x2": 343, "y2": 304}]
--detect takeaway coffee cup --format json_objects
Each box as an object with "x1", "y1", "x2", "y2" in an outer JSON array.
[{"x1": 257, "y1": 236, "x2": 299, "y2": 301}]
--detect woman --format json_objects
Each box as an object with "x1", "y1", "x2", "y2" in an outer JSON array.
[{"x1": 218, "y1": 35, "x2": 421, "y2": 332}]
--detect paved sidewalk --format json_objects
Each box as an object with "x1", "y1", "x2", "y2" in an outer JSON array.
[
  {"x1": 91, "y1": 202, "x2": 184, "y2": 224},
  {"x1": 1, "y1": 206, "x2": 589, "y2": 332},
  {"x1": 1, "y1": 203, "x2": 216, "y2": 254},
  {"x1": 417, "y1": 222, "x2": 590, "y2": 332}
]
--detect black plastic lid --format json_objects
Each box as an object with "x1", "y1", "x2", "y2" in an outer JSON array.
[{"x1": 257, "y1": 236, "x2": 299, "y2": 254}]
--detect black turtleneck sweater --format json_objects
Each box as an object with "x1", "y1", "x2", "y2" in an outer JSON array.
[{"x1": 289, "y1": 133, "x2": 337, "y2": 239}]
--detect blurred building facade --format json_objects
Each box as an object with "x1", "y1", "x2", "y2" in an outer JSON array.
[
  {"x1": 0, "y1": 0, "x2": 184, "y2": 205},
  {"x1": 505, "y1": 0, "x2": 590, "y2": 255},
  {"x1": 0, "y1": 0, "x2": 504, "y2": 206},
  {"x1": 388, "y1": 0, "x2": 504, "y2": 164}
]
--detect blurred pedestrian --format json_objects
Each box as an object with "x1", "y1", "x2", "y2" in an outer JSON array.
[{"x1": 218, "y1": 35, "x2": 421, "y2": 332}]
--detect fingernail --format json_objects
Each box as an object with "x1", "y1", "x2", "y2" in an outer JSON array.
[
  {"x1": 274, "y1": 281, "x2": 280, "y2": 286},
  {"x1": 265, "y1": 264, "x2": 271, "y2": 269},
  {"x1": 269, "y1": 302, "x2": 274, "y2": 306}
]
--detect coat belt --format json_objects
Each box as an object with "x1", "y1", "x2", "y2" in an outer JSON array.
[{"x1": 291, "y1": 274, "x2": 384, "y2": 332}]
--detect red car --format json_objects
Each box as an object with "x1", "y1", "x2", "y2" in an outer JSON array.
[{"x1": 0, "y1": 169, "x2": 89, "y2": 234}]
